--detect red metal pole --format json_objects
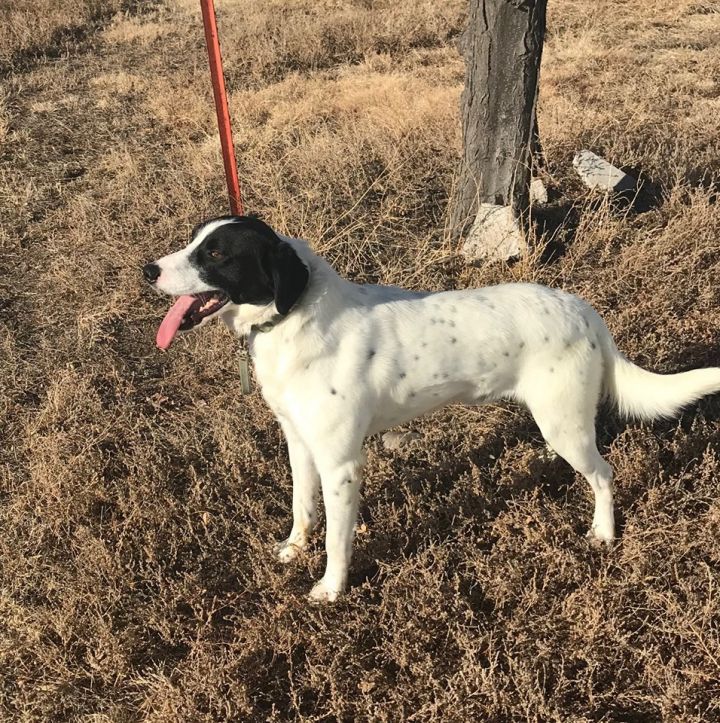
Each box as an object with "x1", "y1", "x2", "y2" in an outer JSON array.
[{"x1": 199, "y1": 0, "x2": 243, "y2": 215}]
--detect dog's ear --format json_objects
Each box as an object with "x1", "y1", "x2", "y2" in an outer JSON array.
[{"x1": 271, "y1": 241, "x2": 309, "y2": 315}]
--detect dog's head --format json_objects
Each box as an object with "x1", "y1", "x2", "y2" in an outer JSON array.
[{"x1": 143, "y1": 216, "x2": 309, "y2": 349}]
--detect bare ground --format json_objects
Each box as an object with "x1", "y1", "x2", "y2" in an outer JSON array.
[{"x1": 1, "y1": 0, "x2": 720, "y2": 720}]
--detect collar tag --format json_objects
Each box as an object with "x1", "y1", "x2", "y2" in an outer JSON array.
[{"x1": 239, "y1": 351, "x2": 252, "y2": 394}]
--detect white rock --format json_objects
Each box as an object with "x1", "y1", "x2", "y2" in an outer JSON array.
[
  {"x1": 382, "y1": 431, "x2": 421, "y2": 451},
  {"x1": 461, "y1": 203, "x2": 525, "y2": 263},
  {"x1": 530, "y1": 178, "x2": 548, "y2": 205},
  {"x1": 572, "y1": 150, "x2": 636, "y2": 193}
]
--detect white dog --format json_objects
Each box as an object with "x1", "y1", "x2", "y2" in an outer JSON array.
[{"x1": 144, "y1": 216, "x2": 720, "y2": 601}]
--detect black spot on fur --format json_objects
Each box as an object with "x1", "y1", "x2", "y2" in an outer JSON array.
[
  {"x1": 451, "y1": 337, "x2": 457, "y2": 344},
  {"x1": 410, "y1": 391, "x2": 416, "y2": 398},
  {"x1": 368, "y1": 349, "x2": 376, "y2": 359},
  {"x1": 330, "y1": 388, "x2": 337, "y2": 395},
  {"x1": 591, "y1": 341, "x2": 597, "y2": 350},
  {"x1": 519, "y1": 341, "x2": 525, "y2": 349},
  {"x1": 544, "y1": 335, "x2": 550, "y2": 343},
  {"x1": 399, "y1": 372, "x2": 406, "y2": 379},
  {"x1": 414, "y1": 354, "x2": 420, "y2": 361},
  {"x1": 503, "y1": 351, "x2": 509, "y2": 357}
]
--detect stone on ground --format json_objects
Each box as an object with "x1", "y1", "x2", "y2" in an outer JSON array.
[
  {"x1": 573, "y1": 150, "x2": 636, "y2": 193},
  {"x1": 530, "y1": 178, "x2": 548, "y2": 205},
  {"x1": 461, "y1": 203, "x2": 525, "y2": 263}
]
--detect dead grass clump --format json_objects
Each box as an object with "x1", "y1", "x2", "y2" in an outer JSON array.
[
  {"x1": 195, "y1": 0, "x2": 467, "y2": 86},
  {"x1": 541, "y1": 0, "x2": 720, "y2": 187},
  {"x1": 227, "y1": 68, "x2": 461, "y2": 281},
  {"x1": 0, "y1": 0, "x2": 123, "y2": 65}
]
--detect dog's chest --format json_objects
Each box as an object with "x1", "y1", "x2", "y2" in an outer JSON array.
[{"x1": 249, "y1": 327, "x2": 338, "y2": 415}]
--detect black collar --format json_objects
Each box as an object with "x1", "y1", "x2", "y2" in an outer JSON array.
[{"x1": 250, "y1": 313, "x2": 285, "y2": 334}]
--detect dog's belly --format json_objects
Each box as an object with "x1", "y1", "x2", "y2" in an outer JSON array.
[{"x1": 366, "y1": 374, "x2": 501, "y2": 435}]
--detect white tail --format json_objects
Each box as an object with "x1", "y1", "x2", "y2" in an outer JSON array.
[{"x1": 605, "y1": 351, "x2": 720, "y2": 421}]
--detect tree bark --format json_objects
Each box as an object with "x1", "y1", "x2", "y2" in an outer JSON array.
[{"x1": 451, "y1": 0, "x2": 547, "y2": 242}]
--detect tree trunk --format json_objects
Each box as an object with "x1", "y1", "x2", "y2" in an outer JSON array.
[{"x1": 451, "y1": 0, "x2": 547, "y2": 246}]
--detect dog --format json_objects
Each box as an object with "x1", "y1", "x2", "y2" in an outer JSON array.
[{"x1": 143, "y1": 215, "x2": 720, "y2": 601}]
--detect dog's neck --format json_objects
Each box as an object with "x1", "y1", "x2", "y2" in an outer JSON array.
[
  {"x1": 220, "y1": 300, "x2": 280, "y2": 337},
  {"x1": 250, "y1": 313, "x2": 286, "y2": 334}
]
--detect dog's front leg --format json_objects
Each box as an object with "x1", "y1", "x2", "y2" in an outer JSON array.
[
  {"x1": 308, "y1": 455, "x2": 364, "y2": 603},
  {"x1": 275, "y1": 425, "x2": 320, "y2": 562}
]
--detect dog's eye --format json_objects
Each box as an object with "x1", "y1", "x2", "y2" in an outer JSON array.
[{"x1": 209, "y1": 249, "x2": 224, "y2": 260}]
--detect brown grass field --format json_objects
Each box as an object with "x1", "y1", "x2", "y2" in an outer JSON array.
[{"x1": 2, "y1": 0, "x2": 720, "y2": 720}]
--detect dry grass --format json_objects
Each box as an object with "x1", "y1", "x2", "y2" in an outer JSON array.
[{"x1": 2, "y1": 0, "x2": 720, "y2": 720}]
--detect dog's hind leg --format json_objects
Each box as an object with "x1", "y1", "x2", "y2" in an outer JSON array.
[
  {"x1": 275, "y1": 422, "x2": 320, "y2": 562},
  {"x1": 533, "y1": 406, "x2": 615, "y2": 541},
  {"x1": 521, "y1": 364, "x2": 615, "y2": 542}
]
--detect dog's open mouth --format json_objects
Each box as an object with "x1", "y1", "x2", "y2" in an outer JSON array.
[
  {"x1": 156, "y1": 291, "x2": 229, "y2": 350},
  {"x1": 177, "y1": 292, "x2": 229, "y2": 331}
]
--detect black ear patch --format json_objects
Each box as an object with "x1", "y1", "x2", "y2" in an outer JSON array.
[{"x1": 271, "y1": 241, "x2": 309, "y2": 315}]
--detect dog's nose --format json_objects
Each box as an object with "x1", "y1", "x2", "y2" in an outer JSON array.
[{"x1": 143, "y1": 263, "x2": 161, "y2": 284}]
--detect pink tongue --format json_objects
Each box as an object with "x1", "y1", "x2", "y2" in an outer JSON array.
[{"x1": 156, "y1": 295, "x2": 197, "y2": 350}]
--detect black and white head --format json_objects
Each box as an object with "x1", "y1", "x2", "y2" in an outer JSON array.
[{"x1": 143, "y1": 216, "x2": 309, "y2": 349}]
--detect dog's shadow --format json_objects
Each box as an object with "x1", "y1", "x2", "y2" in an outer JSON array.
[
  {"x1": 349, "y1": 409, "x2": 583, "y2": 590},
  {"x1": 349, "y1": 392, "x2": 720, "y2": 596}
]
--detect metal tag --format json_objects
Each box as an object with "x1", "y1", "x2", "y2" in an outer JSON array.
[{"x1": 239, "y1": 351, "x2": 251, "y2": 395}]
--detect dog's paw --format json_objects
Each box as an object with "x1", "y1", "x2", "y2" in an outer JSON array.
[
  {"x1": 274, "y1": 537, "x2": 306, "y2": 563},
  {"x1": 538, "y1": 444, "x2": 558, "y2": 463},
  {"x1": 586, "y1": 525, "x2": 615, "y2": 546},
  {"x1": 308, "y1": 578, "x2": 343, "y2": 603}
]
